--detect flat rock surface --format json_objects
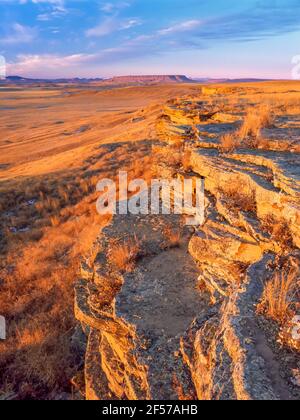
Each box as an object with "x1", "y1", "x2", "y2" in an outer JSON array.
[
  {"x1": 108, "y1": 214, "x2": 209, "y2": 399},
  {"x1": 117, "y1": 247, "x2": 203, "y2": 338},
  {"x1": 116, "y1": 244, "x2": 205, "y2": 399}
]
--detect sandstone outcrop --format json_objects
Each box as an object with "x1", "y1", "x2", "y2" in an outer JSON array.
[{"x1": 74, "y1": 87, "x2": 300, "y2": 400}]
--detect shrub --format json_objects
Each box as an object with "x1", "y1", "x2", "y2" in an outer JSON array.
[
  {"x1": 163, "y1": 226, "x2": 181, "y2": 249},
  {"x1": 108, "y1": 236, "x2": 141, "y2": 273},
  {"x1": 182, "y1": 150, "x2": 192, "y2": 171},
  {"x1": 50, "y1": 215, "x2": 60, "y2": 227},
  {"x1": 239, "y1": 105, "x2": 274, "y2": 143},
  {"x1": 218, "y1": 183, "x2": 257, "y2": 214},
  {"x1": 219, "y1": 133, "x2": 240, "y2": 153},
  {"x1": 257, "y1": 262, "x2": 299, "y2": 323},
  {"x1": 262, "y1": 216, "x2": 294, "y2": 249}
]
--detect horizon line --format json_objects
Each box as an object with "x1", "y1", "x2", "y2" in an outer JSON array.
[{"x1": 3, "y1": 74, "x2": 293, "y2": 81}]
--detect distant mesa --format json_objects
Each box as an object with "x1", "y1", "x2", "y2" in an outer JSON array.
[
  {"x1": 1, "y1": 74, "x2": 196, "y2": 86},
  {"x1": 101, "y1": 75, "x2": 196, "y2": 85},
  {"x1": 0, "y1": 75, "x2": 273, "y2": 87}
]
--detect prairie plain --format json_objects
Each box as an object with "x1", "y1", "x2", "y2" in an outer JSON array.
[{"x1": 0, "y1": 81, "x2": 299, "y2": 400}]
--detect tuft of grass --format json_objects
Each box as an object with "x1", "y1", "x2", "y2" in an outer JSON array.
[
  {"x1": 182, "y1": 150, "x2": 192, "y2": 172},
  {"x1": 219, "y1": 133, "x2": 239, "y2": 154},
  {"x1": 262, "y1": 216, "x2": 294, "y2": 249},
  {"x1": 248, "y1": 136, "x2": 271, "y2": 150},
  {"x1": 257, "y1": 262, "x2": 299, "y2": 324},
  {"x1": 108, "y1": 236, "x2": 141, "y2": 273},
  {"x1": 218, "y1": 183, "x2": 257, "y2": 214},
  {"x1": 259, "y1": 104, "x2": 274, "y2": 127},
  {"x1": 239, "y1": 104, "x2": 274, "y2": 144},
  {"x1": 50, "y1": 215, "x2": 60, "y2": 227},
  {"x1": 127, "y1": 155, "x2": 155, "y2": 183},
  {"x1": 152, "y1": 144, "x2": 182, "y2": 169},
  {"x1": 163, "y1": 226, "x2": 181, "y2": 249}
]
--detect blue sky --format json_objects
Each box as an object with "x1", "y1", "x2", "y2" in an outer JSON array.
[{"x1": 0, "y1": 0, "x2": 300, "y2": 78}]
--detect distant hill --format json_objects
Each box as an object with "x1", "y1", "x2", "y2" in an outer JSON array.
[
  {"x1": 1, "y1": 76, "x2": 103, "y2": 85},
  {"x1": 101, "y1": 75, "x2": 196, "y2": 85},
  {"x1": 1, "y1": 75, "x2": 195, "y2": 86},
  {"x1": 0, "y1": 75, "x2": 274, "y2": 87},
  {"x1": 194, "y1": 77, "x2": 272, "y2": 84}
]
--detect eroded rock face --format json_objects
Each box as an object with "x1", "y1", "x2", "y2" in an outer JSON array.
[
  {"x1": 75, "y1": 214, "x2": 210, "y2": 400},
  {"x1": 181, "y1": 255, "x2": 278, "y2": 400},
  {"x1": 189, "y1": 149, "x2": 300, "y2": 248},
  {"x1": 74, "y1": 87, "x2": 300, "y2": 400}
]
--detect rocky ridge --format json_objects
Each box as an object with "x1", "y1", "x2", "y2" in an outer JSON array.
[{"x1": 73, "y1": 86, "x2": 300, "y2": 400}]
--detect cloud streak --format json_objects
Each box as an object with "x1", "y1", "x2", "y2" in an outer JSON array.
[
  {"x1": 86, "y1": 16, "x2": 142, "y2": 37},
  {"x1": 0, "y1": 23, "x2": 36, "y2": 44},
  {"x1": 7, "y1": 52, "x2": 96, "y2": 75}
]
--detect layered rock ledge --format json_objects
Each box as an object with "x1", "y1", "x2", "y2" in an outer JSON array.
[{"x1": 74, "y1": 88, "x2": 300, "y2": 400}]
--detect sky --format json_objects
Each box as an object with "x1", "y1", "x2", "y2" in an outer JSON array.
[{"x1": 0, "y1": 0, "x2": 300, "y2": 79}]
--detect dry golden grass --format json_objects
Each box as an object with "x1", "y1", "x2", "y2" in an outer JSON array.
[
  {"x1": 215, "y1": 94, "x2": 300, "y2": 154},
  {"x1": 272, "y1": 95, "x2": 300, "y2": 115},
  {"x1": 182, "y1": 149, "x2": 192, "y2": 172},
  {"x1": 152, "y1": 144, "x2": 182, "y2": 168},
  {"x1": 218, "y1": 102, "x2": 292, "y2": 153},
  {"x1": 257, "y1": 261, "x2": 299, "y2": 324},
  {"x1": 258, "y1": 104, "x2": 274, "y2": 127},
  {"x1": 127, "y1": 154, "x2": 156, "y2": 183},
  {"x1": 218, "y1": 104, "x2": 275, "y2": 153},
  {"x1": 186, "y1": 125, "x2": 199, "y2": 140},
  {"x1": 239, "y1": 104, "x2": 274, "y2": 143},
  {"x1": 163, "y1": 226, "x2": 181, "y2": 249},
  {"x1": 248, "y1": 136, "x2": 271, "y2": 150},
  {"x1": 0, "y1": 135, "x2": 152, "y2": 399},
  {"x1": 108, "y1": 236, "x2": 141, "y2": 273},
  {"x1": 218, "y1": 183, "x2": 257, "y2": 214},
  {"x1": 262, "y1": 216, "x2": 294, "y2": 249},
  {"x1": 0, "y1": 198, "x2": 108, "y2": 398},
  {"x1": 219, "y1": 133, "x2": 239, "y2": 153},
  {"x1": 172, "y1": 373, "x2": 196, "y2": 400},
  {"x1": 50, "y1": 215, "x2": 60, "y2": 227}
]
